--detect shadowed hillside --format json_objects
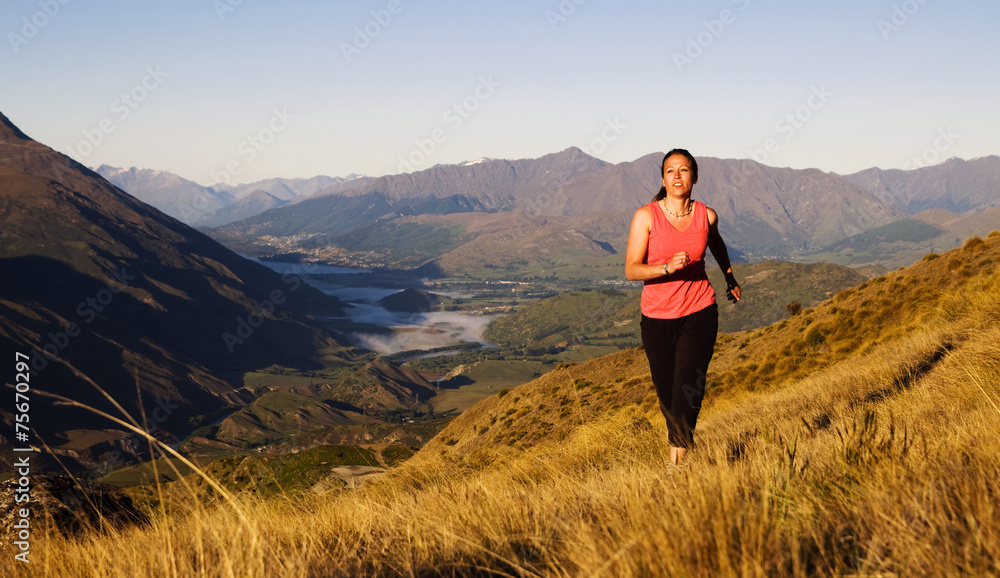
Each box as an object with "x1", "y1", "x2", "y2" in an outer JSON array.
[{"x1": 0, "y1": 113, "x2": 353, "y2": 473}]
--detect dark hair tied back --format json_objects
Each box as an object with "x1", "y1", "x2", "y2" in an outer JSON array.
[{"x1": 653, "y1": 148, "x2": 698, "y2": 202}]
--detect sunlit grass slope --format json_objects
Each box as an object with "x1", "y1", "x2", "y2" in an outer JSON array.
[{"x1": 8, "y1": 233, "x2": 1000, "y2": 577}]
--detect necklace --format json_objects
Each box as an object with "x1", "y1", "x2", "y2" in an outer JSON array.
[{"x1": 661, "y1": 199, "x2": 693, "y2": 218}]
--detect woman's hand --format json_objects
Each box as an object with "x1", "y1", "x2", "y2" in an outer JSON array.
[
  {"x1": 664, "y1": 251, "x2": 691, "y2": 275},
  {"x1": 725, "y1": 274, "x2": 741, "y2": 303}
]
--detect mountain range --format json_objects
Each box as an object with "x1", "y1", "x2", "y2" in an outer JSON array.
[
  {"x1": 0, "y1": 113, "x2": 352, "y2": 470},
  {"x1": 842, "y1": 157, "x2": 1000, "y2": 214},
  {"x1": 95, "y1": 165, "x2": 368, "y2": 228},
  {"x1": 98, "y1": 143, "x2": 1000, "y2": 273},
  {"x1": 199, "y1": 149, "x2": 999, "y2": 272},
  {"x1": 212, "y1": 174, "x2": 367, "y2": 202}
]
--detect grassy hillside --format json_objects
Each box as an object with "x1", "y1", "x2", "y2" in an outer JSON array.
[
  {"x1": 484, "y1": 288, "x2": 640, "y2": 352},
  {"x1": 706, "y1": 260, "x2": 866, "y2": 331},
  {"x1": 8, "y1": 233, "x2": 1000, "y2": 576},
  {"x1": 803, "y1": 206, "x2": 1000, "y2": 269}
]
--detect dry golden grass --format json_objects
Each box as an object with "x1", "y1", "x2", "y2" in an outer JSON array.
[{"x1": 6, "y1": 234, "x2": 1000, "y2": 577}]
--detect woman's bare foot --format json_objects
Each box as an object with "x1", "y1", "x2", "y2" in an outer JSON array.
[{"x1": 670, "y1": 446, "x2": 687, "y2": 465}]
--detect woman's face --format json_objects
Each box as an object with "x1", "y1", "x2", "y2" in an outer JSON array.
[{"x1": 662, "y1": 154, "x2": 696, "y2": 196}]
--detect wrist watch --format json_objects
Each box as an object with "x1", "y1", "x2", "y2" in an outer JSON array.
[{"x1": 662, "y1": 263, "x2": 669, "y2": 274}]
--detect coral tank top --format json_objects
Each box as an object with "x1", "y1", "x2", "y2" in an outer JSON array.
[{"x1": 641, "y1": 200, "x2": 717, "y2": 319}]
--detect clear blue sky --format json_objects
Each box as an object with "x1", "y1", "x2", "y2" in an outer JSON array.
[{"x1": 2, "y1": 0, "x2": 998, "y2": 185}]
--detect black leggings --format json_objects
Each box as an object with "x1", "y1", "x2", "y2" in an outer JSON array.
[{"x1": 640, "y1": 304, "x2": 718, "y2": 448}]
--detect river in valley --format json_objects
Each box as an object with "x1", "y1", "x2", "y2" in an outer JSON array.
[{"x1": 250, "y1": 258, "x2": 501, "y2": 355}]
